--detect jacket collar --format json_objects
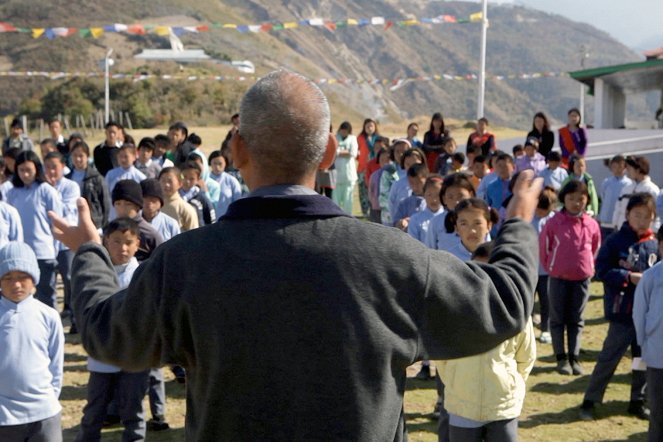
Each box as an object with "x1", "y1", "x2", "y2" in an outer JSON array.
[{"x1": 221, "y1": 194, "x2": 351, "y2": 220}]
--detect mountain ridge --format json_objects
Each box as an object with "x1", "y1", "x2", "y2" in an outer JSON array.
[{"x1": 0, "y1": 0, "x2": 654, "y2": 127}]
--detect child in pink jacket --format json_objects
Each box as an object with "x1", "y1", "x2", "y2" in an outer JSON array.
[{"x1": 540, "y1": 180, "x2": 600, "y2": 376}]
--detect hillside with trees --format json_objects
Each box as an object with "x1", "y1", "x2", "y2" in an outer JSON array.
[{"x1": 0, "y1": 0, "x2": 653, "y2": 128}]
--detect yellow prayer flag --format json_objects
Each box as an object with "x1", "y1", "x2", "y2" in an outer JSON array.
[
  {"x1": 401, "y1": 19, "x2": 418, "y2": 26},
  {"x1": 347, "y1": 18, "x2": 358, "y2": 26},
  {"x1": 470, "y1": 12, "x2": 483, "y2": 22},
  {"x1": 90, "y1": 27, "x2": 104, "y2": 38},
  {"x1": 283, "y1": 22, "x2": 298, "y2": 29},
  {"x1": 32, "y1": 28, "x2": 45, "y2": 38},
  {"x1": 155, "y1": 26, "x2": 170, "y2": 36},
  {"x1": 222, "y1": 24, "x2": 237, "y2": 29}
]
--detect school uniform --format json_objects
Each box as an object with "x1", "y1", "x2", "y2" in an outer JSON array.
[
  {"x1": 53, "y1": 177, "x2": 80, "y2": 320},
  {"x1": 475, "y1": 171, "x2": 497, "y2": 200},
  {"x1": 485, "y1": 177, "x2": 511, "y2": 210},
  {"x1": 147, "y1": 211, "x2": 181, "y2": 242},
  {"x1": 388, "y1": 173, "x2": 411, "y2": 221},
  {"x1": 105, "y1": 165, "x2": 147, "y2": 194},
  {"x1": 209, "y1": 172, "x2": 242, "y2": 218},
  {"x1": 634, "y1": 261, "x2": 663, "y2": 440},
  {"x1": 77, "y1": 257, "x2": 149, "y2": 442},
  {"x1": 134, "y1": 159, "x2": 162, "y2": 180},
  {"x1": 392, "y1": 195, "x2": 426, "y2": 227},
  {"x1": 7, "y1": 182, "x2": 63, "y2": 308},
  {"x1": 425, "y1": 211, "x2": 462, "y2": 252},
  {"x1": 0, "y1": 290, "x2": 64, "y2": 440},
  {"x1": 598, "y1": 175, "x2": 632, "y2": 236},
  {"x1": 539, "y1": 167, "x2": 568, "y2": 191},
  {"x1": 408, "y1": 207, "x2": 444, "y2": 244},
  {"x1": 0, "y1": 201, "x2": 23, "y2": 248}
]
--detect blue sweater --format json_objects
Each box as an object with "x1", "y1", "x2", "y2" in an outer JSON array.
[
  {"x1": 392, "y1": 195, "x2": 426, "y2": 226},
  {"x1": 634, "y1": 260, "x2": 663, "y2": 368},
  {"x1": 408, "y1": 207, "x2": 444, "y2": 244},
  {"x1": 0, "y1": 201, "x2": 23, "y2": 247},
  {"x1": 148, "y1": 211, "x2": 181, "y2": 241},
  {"x1": 7, "y1": 182, "x2": 63, "y2": 260},
  {"x1": 0, "y1": 295, "x2": 64, "y2": 425}
]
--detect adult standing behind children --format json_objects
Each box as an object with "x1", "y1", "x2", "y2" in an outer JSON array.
[
  {"x1": 2, "y1": 118, "x2": 34, "y2": 155},
  {"x1": 93, "y1": 122, "x2": 122, "y2": 177},
  {"x1": 333, "y1": 121, "x2": 359, "y2": 214},
  {"x1": 526, "y1": 112, "x2": 555, "y2": 158},
  {"x1": 51, "y1": 70, "x2": 543, "y2": 441},
  {"x1": 558, "y1": 108, "x2": 587, "y2": 169}
]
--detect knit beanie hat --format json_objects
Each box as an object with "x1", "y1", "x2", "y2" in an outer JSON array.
[
  {"x1": 140, "y1": 178, "x2": 164, "y2": 206},
  {"x1": 112, "y1": 179, "x2": 144, "y2": 209},
  {"x1": 0, "y1": 242, "x2": 40, "y2": 284}
]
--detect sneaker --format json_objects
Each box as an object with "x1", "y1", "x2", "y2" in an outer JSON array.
[
  {"x1": 556, "y1": 360, "x2": 572, "y2": 375},
  {"x1": 578, "y1": 405, "x2": 594, "y2": 421},
  {"x1": 102, "y1": 414, "x2": 121, "y2": 427},
  {"x1": 147, "y1": 416, "x2": 170, "y2": 431},
  {"x1": 627, "y1": 401, "x2": 650, "y2": 420},
  {"x1": 415, "y1": 364, "x2": 432, "y2": 380},
  {"x1": 571, "y1": 359, "x2": 584, "y2": 375},
  {"x1": 539, "y1": 332, "x2": 552, "y2": 344}
]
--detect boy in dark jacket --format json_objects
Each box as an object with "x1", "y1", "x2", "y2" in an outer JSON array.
[{"x1": 580, "y1": 193, "x2": 660, "y2": 421}]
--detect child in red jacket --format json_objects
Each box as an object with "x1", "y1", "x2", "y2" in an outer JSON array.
[{"x1": 540, "y1": 180, "x2": 601, "y2": 375}]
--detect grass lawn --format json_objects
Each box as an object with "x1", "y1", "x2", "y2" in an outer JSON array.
[{"x1": 58, "y1": 281, "x2": 649, "y2": 441}]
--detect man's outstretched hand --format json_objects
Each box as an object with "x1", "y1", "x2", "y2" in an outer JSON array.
[
  {"x1": 49, "y1": 197, "x2": 101, "y2": 252},
  {"x1": 506, "y1": 170, "x2": 544, "y2": 223}
]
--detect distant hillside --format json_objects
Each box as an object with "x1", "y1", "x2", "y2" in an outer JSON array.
[{"x1": 0, "y1": 0, "x2": 652, "y2": 128}]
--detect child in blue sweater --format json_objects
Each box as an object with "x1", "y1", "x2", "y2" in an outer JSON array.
[
  {"x1": 0, "y1": 242, "x2": 64, "y2": 441},
  {"x1": 77, "y1": 218, "x2": 150, "y2": 441},
  {"x1": 633, "y1": 225, "x2": 663, "y2": 440},
  {"x1": 6, "y1": 151, "x2": 63, "y2": 309}
]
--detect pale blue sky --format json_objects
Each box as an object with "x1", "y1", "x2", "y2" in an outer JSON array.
[{"x1": 490, "y1": 0, "x2": 662, "y2": 50}]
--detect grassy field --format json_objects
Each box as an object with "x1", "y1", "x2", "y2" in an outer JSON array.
[{"x1": 57, "y1": 281, "x2": 649, "y2": 441}]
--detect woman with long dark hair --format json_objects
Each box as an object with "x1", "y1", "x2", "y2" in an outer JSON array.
[
  {"x1": 422, "y1": 113, "x2": 449, "y2": 167},
  {"x1": 526, "y1": 112, "x2": 555, "y2": 158}
]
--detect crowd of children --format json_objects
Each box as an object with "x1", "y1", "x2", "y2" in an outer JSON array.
[
  {"x1": 322, "y1": 110, "x2": 662, "y2": 441},
  {"x1": 1, "y1": 110, "x2": 662, "y2": 442},
  {"x1": 0, "y1": 118, "x2": 248, "y2": 440}
]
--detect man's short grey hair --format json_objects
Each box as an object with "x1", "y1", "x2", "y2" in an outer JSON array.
[{"x1": 239, "y1": 70, "x2": 331, "y2": 181}]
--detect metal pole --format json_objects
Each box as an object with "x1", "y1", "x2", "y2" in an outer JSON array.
[
  {"x1": 579, "y1": 45, "x2": 588, "y2": 121},
  {"x1": 104, "y1": 48, "x2": 113, "y2": 124},
  {"x1": 477, "y1": 0, "x2": 488, "y2": 119}
]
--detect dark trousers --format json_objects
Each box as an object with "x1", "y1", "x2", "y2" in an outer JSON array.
[
  {"x1": 437, "y1": 375, "x2": 450, "y2": 442},
  {"x1": 536, "y1": 275, "x2": 550, "y2": 332},
  {"x1": 548, "y1": 277, "x2": 590, "y2": 359},
  {"x1": 36, "y1": 259, "x2": 58, "y2": 309},
  {"x1": 56, "y1": 250, "x2": 74, "y2": 312},
  {"x1": 583, "y1": 321, "x2": 646, "y2": 403},
  {"x1": 0, "y1": 413, "x2": 62, "y2": 442},
  {"x1": 449, "y1": 418, "x2": 518, "y2": 442},
  {"x1": 76, "y1": 370, "x2": 149, "y2": 442},
  {"x1": 648, "y1": 367, "x2": 663, "y2": 442},
  {"x1": 369, "y1": 209, "x2": 382, "y2": 224},
  {"x1": 148, "y1": 368, "x2": 166, "y2": 418}
]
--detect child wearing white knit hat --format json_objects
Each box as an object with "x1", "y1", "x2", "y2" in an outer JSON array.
[{"x1": 0, "y1": 241, "x2": 64, "y2": 441}]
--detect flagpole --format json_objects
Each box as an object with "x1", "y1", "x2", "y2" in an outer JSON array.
[
  {"x1": 477, "y1": 0, "x2": 488, "y2": 119},
  {"x1": 104, "y1": 48, "x2": 113, "y2": 124}
]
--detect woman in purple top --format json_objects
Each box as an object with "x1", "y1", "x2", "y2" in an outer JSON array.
[{"x1": 558, "y1": 108, "x2": 588, "y2": 169}]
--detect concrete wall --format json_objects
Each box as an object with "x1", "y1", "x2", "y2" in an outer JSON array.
[{"x1": 594, "y1": 78, "x2": 626, "y2": 129}]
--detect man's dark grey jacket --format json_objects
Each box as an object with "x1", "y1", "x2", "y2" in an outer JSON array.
[{"x1": 71, "y1": 194, "x2": 538, "y2": 441}]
